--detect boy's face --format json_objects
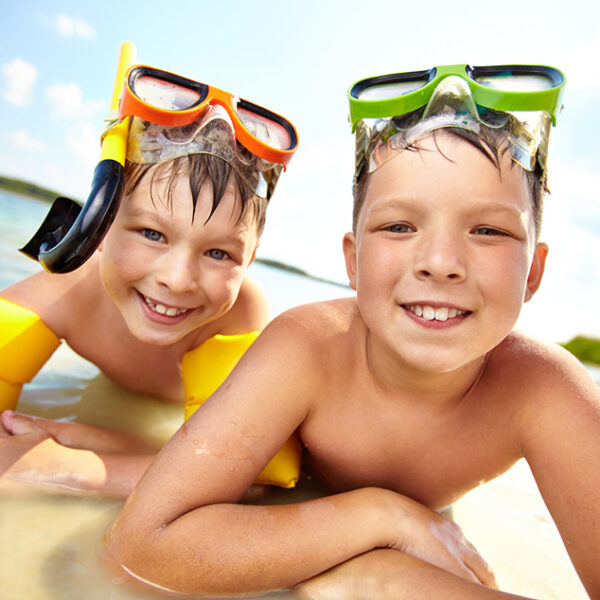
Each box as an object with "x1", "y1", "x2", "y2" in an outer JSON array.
[
  {"x1": 99, "y1": 166, "x2": 259, "y2": 346},
  {"x1": 343, "y1": 131, "x2": 547, "y2": 374}
]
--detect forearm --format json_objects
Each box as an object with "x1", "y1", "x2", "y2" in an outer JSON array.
[
  {"x1": 107, "y1": 486, "x2": 390, "y2": 596},
  {"x1": 296, "y1": 550, "x2": 533, "y2": 600}
]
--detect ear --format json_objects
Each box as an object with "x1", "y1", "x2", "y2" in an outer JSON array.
[
  {"x1": 248, "y1": 242, "x2": 259, "y2": 266},
  {"x1": 524, "y1": 242, "x2": 548, "y2": 302},
  {"x1": 343, "y1": 232, "x2": 358, "y2": 290}
]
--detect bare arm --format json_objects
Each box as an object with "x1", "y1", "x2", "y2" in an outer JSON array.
[
  {"x1": 106, "y1": 313, "x2": 494, "y2": 596},
  {"x1": 520, "y1": 346, "x2": 600, "y2": 599},
  {"x1": 297, "y1": 550, "x2": 530, "y2": 600}
]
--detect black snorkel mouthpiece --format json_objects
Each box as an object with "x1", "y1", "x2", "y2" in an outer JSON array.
[{"x1": 19, "y1": 159, "x2": 125, "y2": 273}]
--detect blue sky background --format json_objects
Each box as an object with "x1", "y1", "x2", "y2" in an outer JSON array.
[{"x1": 1, "y1": 0, "x2": 599, "y2": 342}]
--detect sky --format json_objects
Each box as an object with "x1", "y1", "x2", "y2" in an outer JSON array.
[{"x1": 1, "y1": 0, "x2": 599, "y2": 343}]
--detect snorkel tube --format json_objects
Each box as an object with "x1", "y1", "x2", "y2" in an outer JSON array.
[{"x1": 20, "y1": 41, "x2": 137, "y2": 273}]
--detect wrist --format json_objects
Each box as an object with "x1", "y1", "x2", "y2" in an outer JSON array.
[
  {"x1": 363, "y1": 487, "x2": 427, "y2": 550},
  {"x1": 354, "y1": 487, "x2": 404, "y2": 549}
]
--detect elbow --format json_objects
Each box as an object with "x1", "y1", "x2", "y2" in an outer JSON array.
[
  {"x1": 104, "y1": 512, "x2": 164, "y2": 591},
  {"x1": 104, "y1": 510, "x2": 223, "y2": 596}
]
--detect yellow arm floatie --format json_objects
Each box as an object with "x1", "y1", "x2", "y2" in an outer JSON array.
[
  {"x1": 182, "y1": 332, "x2": 301, "y2": 489},
  {"x1": 0, "y1": 298, "x2": 61, "y2": 410}
]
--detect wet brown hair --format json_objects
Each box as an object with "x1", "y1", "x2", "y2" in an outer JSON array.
[{"x1": 124, "y1": 153, "x2": 268, "y2": 236}]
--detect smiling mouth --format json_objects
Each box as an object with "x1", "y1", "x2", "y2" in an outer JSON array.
[
  {"x1": 142, "y1": 294, "x2": 190, "y2": 317},
  {"x1": 402, "y1": 304, "x2": 470, "y2": 322}
]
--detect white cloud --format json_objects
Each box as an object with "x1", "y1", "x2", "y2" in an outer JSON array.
[
  {"x1": 554, "y1": 31, "x2": 600, "y2": 95},
  {"x1": 55, "y1": 14, "x2": 96, "y2": 39},
  {"x1": 2, "y1": 58, "x2": 37, "y2": 107},
  {"x1": 4, "y1": 129, "x2": 48, "y2": 153},
  {"x1": 45, "y1": 82, "x2": 105, "y2": 120},
  {"x1": 65, "y1": 122, "x2": 101, "y2": 168}
]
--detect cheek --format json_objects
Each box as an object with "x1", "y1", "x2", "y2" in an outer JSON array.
[
  {"x1": 100, "y1": 237, "x2": 145, "y2": 289},
  {"x1": 356, "y1": 242, "x2": 404, "y2": 290},
  {"x1": 479, "y1": 250, "x2": 530, "y2": 308},
  {"x1": 205, "y1": 267, "x2": 245, "y2": 305}
]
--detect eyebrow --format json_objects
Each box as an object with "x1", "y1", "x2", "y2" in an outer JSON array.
[
  {"x1": 123, "y1": 205, "x2": 174, "y2": 226},
  {"x1": 367, "y1": 197, "x2": 415, "y2": 214},
  {"x1": 368, "y1": 196, "x2": 528, "y2": 220}
]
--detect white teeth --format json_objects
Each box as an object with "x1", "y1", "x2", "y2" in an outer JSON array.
[
  {"x1": 435, "y1": 307, "x2": 449, "y2": 322},
  {"x1": 422, "y1": 306, "x2": 435, "y2": 321},
  {"x1": 143, "y1": 295, "x2": 188, "y2": 317},
  {"x1": 407, "y1": 305, "x2": 465, "y2": 322}
]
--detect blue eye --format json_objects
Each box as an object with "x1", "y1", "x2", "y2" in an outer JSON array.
[
  {"x1": 385, "y1": 223, "x2": 413, "y2": 233},
  {"x1": 207, "y1": 249, "x2": 229, "y2": 260},
  {"x1": 142, "y1": 229, "x2": 163, "y2": 242}
]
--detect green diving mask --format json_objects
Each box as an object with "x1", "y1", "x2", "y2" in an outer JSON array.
[{"x1": 348, "y1": 64, "x2": 565, "y2": 179}]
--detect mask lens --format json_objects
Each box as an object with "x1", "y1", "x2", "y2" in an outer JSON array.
[
  {"x1": 473, "y1": 72, "x2": 554, "y2": 92},
  {"x1": 357, "y1": 78, "x2": 428, "y2": 100},
  {"x1": 236, "y1": 104, "x2": 292, "y2": 150},
  {"x1": 133, "y1": 74, "x2": 202, "y2": 111}
]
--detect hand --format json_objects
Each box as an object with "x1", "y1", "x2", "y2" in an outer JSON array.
[
  {"x1": 0, "y1": 416, "x2": 51, "y2": 478},
  {"x1": 1, "y1": 410, "x2": 154, "y2": 454},
  {"x1": 385, "y1": 491, "x2": 497, "y2": 587}
]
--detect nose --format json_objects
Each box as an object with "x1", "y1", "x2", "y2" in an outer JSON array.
[
  {"x1": 413, "y1": 230, "x2": 466, "y2": 283},
  {"x1": 155, "y1": 246, "x2": 200, "y2": 294}
]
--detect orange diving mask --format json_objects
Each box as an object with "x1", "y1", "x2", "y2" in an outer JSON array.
[{"x1": 118, "y1": 65, "x2": 298, "y2": 167}]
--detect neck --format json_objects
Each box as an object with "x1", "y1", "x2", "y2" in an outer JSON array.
[{"x1": 365, "y1": 333, "x2": 489, "y2": 408}]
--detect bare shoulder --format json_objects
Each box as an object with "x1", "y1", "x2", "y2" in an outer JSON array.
[
  {"x1": 1, "y1": 253, "x2": 101, "y2": 339},
  {"x1": 255, "y1": 297, "x2": 361, "y2": 377},
  {"x1": 492, "y1": 330, "x2": 596, "y2": 391},
  {"x1": 271, "y1": 296, "x2": 360, "y2": 341},
  {"x1": 490, "y1": 330, "x2": 600, "y2": 432}
]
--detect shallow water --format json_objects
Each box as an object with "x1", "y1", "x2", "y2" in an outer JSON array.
[{"x1": 0, "y1": 190, "x2": 592, "y2": 599}]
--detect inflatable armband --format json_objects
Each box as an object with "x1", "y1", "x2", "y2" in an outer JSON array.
[
  {"x1": 0, "y1": 298, "x2": 60, "y2": 410},
  {"x1": 182, "y1": 332, "x2": 301, "y2": 488}
]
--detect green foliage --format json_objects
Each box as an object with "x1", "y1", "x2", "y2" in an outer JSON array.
[{"x1": 561, "y1": 336, "x2": 600, "y2": 365}]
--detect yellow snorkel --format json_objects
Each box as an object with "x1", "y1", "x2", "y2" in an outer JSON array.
[
  {"x1": 20, "y1": 41, "x2": 137, "y2": 273},
  {"x1": 99, "y1": 40, "x2": 136, "y2": 165}
]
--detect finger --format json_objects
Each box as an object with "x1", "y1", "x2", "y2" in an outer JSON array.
[
  {"x1": 0, "y1": 411, "x2": 12, "y2": 436},
  {"x1": 463, "y1": 547, "x2": 498, "y2": 589},
  {"x1": 3, "y1": 414, "x2": 153, "y2": 453},
  {"x1": 3, "y1": 412, "x2": 89, "y2": 449},
  {"x1": 1, "y1": 410, "x2": 45, "y2": 435},
  {"x1": 441, "y1": 554, "x2": 481, "y2": 584}
]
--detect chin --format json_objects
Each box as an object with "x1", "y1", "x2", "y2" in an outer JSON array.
[{"x1": 127, "y1": 323, "x2": 188, "y2": 347}]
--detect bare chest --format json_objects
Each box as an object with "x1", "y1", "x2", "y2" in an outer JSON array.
[
  {"x1": 65, "y1": 317, "x2": 186, "y2": 402},
  {"x1": 300, "y1": 388, "x2": 519, "y2": 510}
]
